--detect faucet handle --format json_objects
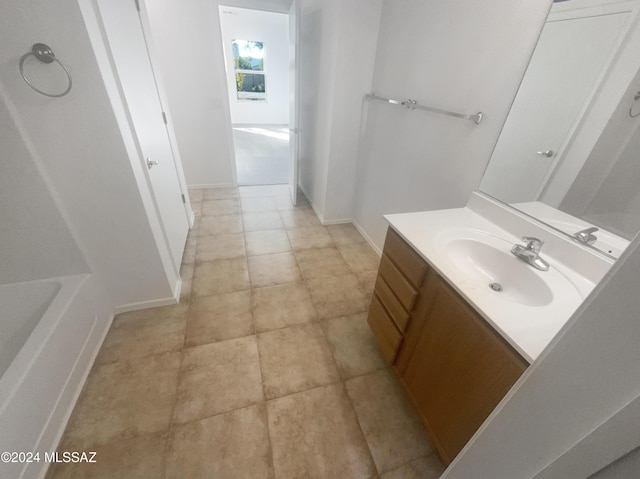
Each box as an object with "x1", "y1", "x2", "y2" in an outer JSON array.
[{"x1": 521, "y1": 236, "x2": 544, "y2": 252}]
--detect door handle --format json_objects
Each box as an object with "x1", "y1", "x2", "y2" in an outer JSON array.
[
  {"x1": 146, "y1": 157, "x2": 159, "y2": 169},
  {"x1": 536, "y1": 150, "x2": 555, "y2": 158}
]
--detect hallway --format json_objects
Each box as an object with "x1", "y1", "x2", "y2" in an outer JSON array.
[
  {"x1": 233, "y1": 126, "x2": 289, "y2": 185},
  {"x1": 47, "y1": 185, "x2": 445, "y2": 479}
]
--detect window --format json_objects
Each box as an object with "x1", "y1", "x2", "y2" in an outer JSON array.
[{"x1": 232, "y1": 40, "x2": 266, "y2": 101}]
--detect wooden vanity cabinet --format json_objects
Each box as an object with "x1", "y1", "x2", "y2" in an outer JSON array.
[{"x1": 367, "y1": 227, "x2": 528, "y2": 464}]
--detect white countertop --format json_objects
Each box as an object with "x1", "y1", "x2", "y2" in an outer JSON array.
[{"x1": 384, "y1": 197, "x2": 606, "y2": 363}]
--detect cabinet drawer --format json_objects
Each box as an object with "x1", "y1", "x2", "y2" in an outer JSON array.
[
  {"x1": 379, "y1": 254, "x2": 418, "y2": 311},
  {"x1": 384, "y1": 228, "x2": 427, "y2": 287},
  {"x1": 374, "y1": 276, "x2": 410, "y2": 332},
  {"x1": 367, "y1": 296, "x2": 402, "y2": 363}
]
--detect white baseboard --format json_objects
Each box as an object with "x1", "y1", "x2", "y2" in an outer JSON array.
[
  {"x1": 320, "y1": 217, "x2": 353, "y2": 226},
  {"x1": 114, "y1": 289, "x2": 180, "y2": 315},
  {"x1": 352, "y1": 219, "x2": 383, "y2": 257}
]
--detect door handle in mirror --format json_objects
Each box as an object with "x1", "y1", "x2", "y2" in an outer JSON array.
[
  {"x1": 536, "y1": 150, "x2": 555, "y2": 158},
  {"x1": 146, "y1": 157, "x2": 159, "y2": 169}
]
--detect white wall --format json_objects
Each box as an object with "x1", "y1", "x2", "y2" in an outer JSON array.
[
  {"x1": 144, "y1": 0, "x2": 237, "y2": 188},
  {"x1": 297, "y1": 0, "x2": 340, "y2": 216},
  {"x1": 0, "y1": 85, "x2": 88, "y2": 284},
  {"x1": 219, "y1": 6, "x2": 289, "y2": 125},
  {"x1": 0, "y1": 0, "x2": 177, "y2": 306},
  {"x1": 442, "y1": 230, "x2": 640, "y2": 478},
  {"x1": 297, "y1": 0, "x2": 382, "y2": 222},
  {"x1": 323, "y1": 0, "x2": 382, "y2": 222},
  {"x1": 352, "y1": 0, "x2": 552, "y2": 250}
]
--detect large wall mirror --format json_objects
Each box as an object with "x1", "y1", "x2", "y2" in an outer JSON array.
[{"x1": 480, "y1": 0, "x2": 640, "y2": 259}]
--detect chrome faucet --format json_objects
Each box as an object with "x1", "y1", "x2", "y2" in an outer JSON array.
[
  {"x1": 573, "y1": 226, "x2": 599, "y2": 245},
  {"x1": 511, "y1": 236, "x2": 550, "y2": 271}
]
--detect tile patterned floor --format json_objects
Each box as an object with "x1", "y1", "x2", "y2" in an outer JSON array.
[{"x1": 47, "y1": 186, "x2": 445, "y2": 479}]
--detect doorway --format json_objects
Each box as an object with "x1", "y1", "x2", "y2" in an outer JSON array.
[{"x1": 219, "y1": 6, "x2": 291, "y2": 186}]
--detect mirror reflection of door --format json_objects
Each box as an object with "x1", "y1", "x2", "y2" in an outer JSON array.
[{"x1": 480, "y1": 4, "x2": 629, "y2": 204}]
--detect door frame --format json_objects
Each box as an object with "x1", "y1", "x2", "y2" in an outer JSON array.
[
  {"x1": 215, "y1": 2, "x2": 299, "y2": 193},
  {"x1": 138, "y1": 0, "x2": 195, "y2": 228}
]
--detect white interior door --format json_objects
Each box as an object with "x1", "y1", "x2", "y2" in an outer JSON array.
[
  {"x1": 288, "y1": 0, "x2": 300, "y2": 205},
  {"x1": 480, "y1": 7, "x2": 628, "y2": 204},
  {"x1": 97, "y1": 0, "x2": 189, "y2": 269}
]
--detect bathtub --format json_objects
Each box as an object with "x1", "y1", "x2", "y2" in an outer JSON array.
[{"x1": 0, "y1": 274, "x2": 112, "y2": 479}]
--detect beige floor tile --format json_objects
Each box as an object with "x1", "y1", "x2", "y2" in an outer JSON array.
[
  {"x1": 166, "y1": 404, "x2": 273, "y2": 479},
  {"x1": 203, "y1": 187, "x2": 239, "y2": 200},
  {"x1": 379, "y1": 455, "x2": 446, "y2": 479},
  {"x1": 338, "y1": 242, "x2": 380, "y2": 273},
  {"x1": 195, "y1": 234, "x2": 245, "y2": 262},
  {"x1": 173, "y1": 336, "x2": 264, "y2": 424},
  {"x1": 306, "y1": 273, "x2": 370, "y2": 319},
  {"x1": 267, "y1": 383, "x2": 376, "y2": 479},
  {"x1": 357, "y1": 270, "x2": 378, "y2": 295},
  {"x1": 48, "y1": 432, "x2": 168, "y2": 479},
  {"x1": 327, "y1": 223, "x2": 367, "y2": 245},
  {"x1": 188, "y1": 215, "x2": 200, "y2": 236},
  {"x1": 321, "y1": 313, "x2": 387, "y2": 379},
  {"x1": 188, "y1": 189, "x2": 204, "y2": 202},
  {"x1": 269, "y1": 184, "x2": 290, "y2": 195},
  {"x1": 247, "y1": 252, "x2": 301, "y2": 287},
  {"x1": 242, "y1": 211, "x2": 284, "y2": 232},
  {"x1": 295, "y1": 246, "x2": 351, "y2": 279},
  {"x1": 197, "y1": 215, "x2": 243, "y2": 237},
  {"x1": 245, "y1": 229, "x2": 291, "y2": 256},
  {"x1": 180, "y1": 263, "x2": 194, "y2": 303},
  {"x1": 239, "y1": 185, "x2": 274, "y2": 198},
  {"x1": 190, "y1": 201, "x2": 203, "y2": 215},
  {"x1": 62, "y1": 353, "x2": 181, "y2": 449},
  {"x1": 274, "y1": 193, "x2": 311, "y2": 211},
  {"x1": 274, "y1": 195, "x2": 302, "y2": 211},
  {"x1": 252, "y1": 282, "x2": 317, "y2": 332},
  {"x1": 286, "y1": 226, "x2": 333, "y2": 250},
  {"x1": 186, "y1": 290, "x2": 253, "y2": 347},
  {"x1": 202, "y1": 199, "x2": 241, "y2": 216},
  {"x1": 279, "y1": 207, "x2": 320, "y2": 227},
  {"x1": 241, "y1": 196, "x2": 278, "y2": 213},
  {"x1": 95, "y1": 304, "x2": 187, "y2": 366},
  {"x1": 192, "y1": 258, "x2": 250, "y2": 297},
  {"x1": 357, "y1": 270, "x2": 378, "y2": 306},
  {"x1": 182, "y1": 236, "x2": 197, "y2": 266},
  {"x1": 346, "y1": 369, "x2": 434, "y2": 473},
  {"x1": 258, "y1": 323, "x2": 340, "y2": 399}
]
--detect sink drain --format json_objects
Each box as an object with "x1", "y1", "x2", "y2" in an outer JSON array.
[{"x1": 489, "y1": 282, "x2": 503, "y2": 292}]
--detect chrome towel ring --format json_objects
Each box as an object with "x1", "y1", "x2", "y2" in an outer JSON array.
[{"x1": 19, "y1": 43, "x2": 72, "y2": 98}]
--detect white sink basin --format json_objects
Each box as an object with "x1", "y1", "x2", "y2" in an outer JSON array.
[
  {"x1": 437, "y1": 230, "x2": 584, "y2": 309},
  {"x1": 445, "y1": 238, "x2": 553, "y2": 307}
]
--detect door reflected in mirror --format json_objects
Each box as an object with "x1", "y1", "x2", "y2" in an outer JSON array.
[{"x1": 479, "y1": 0, "x2": 640, "y2": 258}]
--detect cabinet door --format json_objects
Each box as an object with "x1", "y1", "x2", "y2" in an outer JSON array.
[{"x1": 402, "y1": 277, "x2": 527, "y2": 464}]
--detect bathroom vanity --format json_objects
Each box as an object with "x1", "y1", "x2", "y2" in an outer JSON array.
[{"x1": 367, "y1": 192, "x2": 613, "y2": 464}]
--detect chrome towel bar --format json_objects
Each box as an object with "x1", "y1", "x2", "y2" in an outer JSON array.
[{"x1": 364, "y1": 92, "x2": 483, "y2": 124}]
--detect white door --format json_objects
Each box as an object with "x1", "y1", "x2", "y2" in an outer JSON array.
[
  {"x1": 288, "y1": 0, "x2": 301, "y2": 205},
  {"x1": 96, "y1": 0, "x2": 189, "y2": 269},
  {"x1": 480, "y1": 7, "x2": 628, "y2": 204}
]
